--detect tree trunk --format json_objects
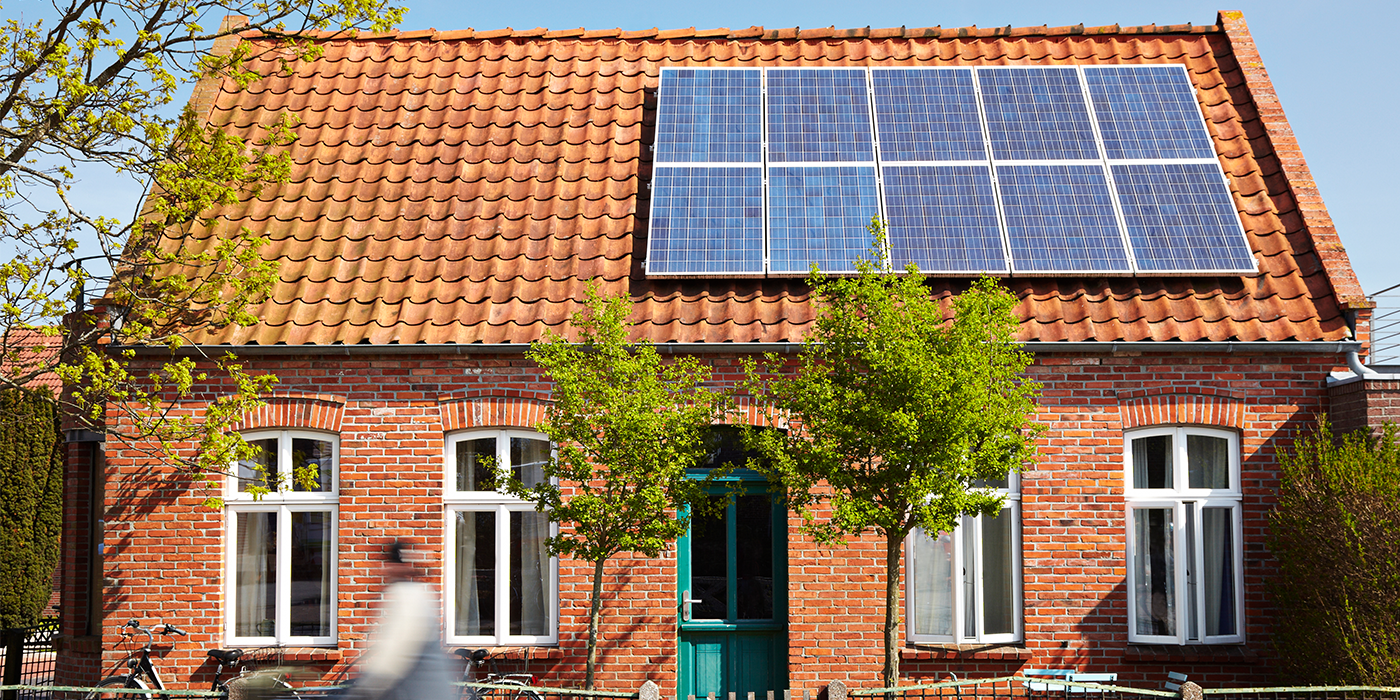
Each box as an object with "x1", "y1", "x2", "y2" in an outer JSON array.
[
  {"x1": 585, "y1": 558, "x2": 606, "y2": 690},
  {"x1": 882, "y1": 530, "x2": 904, "y2": 688}
]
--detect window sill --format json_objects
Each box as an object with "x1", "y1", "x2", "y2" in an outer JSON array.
[
  {"x1": 903, "y1": 644, "x2": 1031, "y2": 660},
  {"x1": 237, "y1": 647, "x2": 342, "y2": 664},
  {"x1": 446, "y1": 645, "x2": 564, "y2": 661},
  {"x1": 1123, "y1": 644, "x2": 1255, "y2": 664}
]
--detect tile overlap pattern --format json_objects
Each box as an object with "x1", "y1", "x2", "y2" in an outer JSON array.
[{"x1": 173, "y1": 20, "x2": 1356, "y2": 345}]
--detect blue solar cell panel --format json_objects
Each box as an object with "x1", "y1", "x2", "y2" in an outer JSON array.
[
  {"x1": 872, "y1": 69, "x2": 986, "y2": 162},
  {"x1": 767, "y1": 166, "x2": 880, "y2": 273},
  {"x1": 766, "y1": 69, "x2": 876, "y2": 163},
  {"x1": 654, "y1": 69, "x2": 763, "y2": 164},
  {"x1": 1086, "y1": 66, "x2": 1215, "y2": 160},
  {"x1": 996, "y1": 164, "x2": 1132, "y2": 273},
  {"x1": 647, "y1": 167, "x2": 765, "y2": 274},
  {"x1": 1113, "y1": 163, "x2": 1255, "y2": 272},
  {"x1": 979, "y1": 67, "x2": 1100, "y2": 161},
  {"x1": 883, "y1": 165, "x2": 1007, "y2": 272}
]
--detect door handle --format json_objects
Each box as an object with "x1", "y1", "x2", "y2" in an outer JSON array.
[{"x1": 682, "y1": 589, "x2": 702, "y2": 622}]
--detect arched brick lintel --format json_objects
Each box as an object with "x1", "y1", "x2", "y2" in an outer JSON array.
[
  {"x1": 438, "y1": 395, "x2": 551, "y2": 432},
  {"x1": 234, "y1": 393, "x2": 346, "y2": 433},
  {"x1": 1119, "y1": 390, "x2": 1245, "y2": 431}
]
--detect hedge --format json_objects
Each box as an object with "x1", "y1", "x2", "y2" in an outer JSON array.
[{"x1": 0, "y1": 388, "x2": 63, "y2": 629}]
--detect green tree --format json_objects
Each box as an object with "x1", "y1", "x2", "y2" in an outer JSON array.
[
  {"x1": 742, "y1": 221, "x2": 1042, "y2": 687},
  {"x1": 0, "y1": 388, "x2": 62, "y2": 628},
  {"x1": 1271, "y1": 419, "x2": 1400, "y2": 684},
  {"x1": 0, "y1": 0, "x2": 403, "y2": 501},
  {"x1": 506, "y1": 288, "x2": 732, "y2": 689}
]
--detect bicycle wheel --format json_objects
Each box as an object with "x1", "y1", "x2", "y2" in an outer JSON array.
[{"x1": 85, "y1": 676, "x2": 148, "y2": 700}]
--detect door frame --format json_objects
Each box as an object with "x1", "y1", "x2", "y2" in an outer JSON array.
[{"x1": 677, "y1": 471, "x2": 788, "y2": 699}]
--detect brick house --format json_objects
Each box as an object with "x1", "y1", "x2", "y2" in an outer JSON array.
[{"x1": 52, "y1": 10, "x2": 1390, "y2": 695}]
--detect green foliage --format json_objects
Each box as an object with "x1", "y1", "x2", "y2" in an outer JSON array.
[
  {"x1": 0, "y1": 0, "x2": 402, "y2": 499},
  {"x1": 507, "y1": 286, "x2": 731, "y2": 688},
  {"x1": 1271, "y1": 419, "x2": 1400, "y2": 685},
  {"x1": 0, "y1": 388, "x2": 63, "y2": 629},
  {"x1": 742, "y1": 218, "x2": 1042, "y2": 686}
]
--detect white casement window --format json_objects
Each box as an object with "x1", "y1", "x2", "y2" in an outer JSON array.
[
  {"x1": 443, "y1": 430, "x2": 558, "y2": 646},
  {"x1": 907, "y1": 475, "x2": 1022, "y2": 644},
  {"x1": 1125, "y1": 426, "x2": 1244, "y2": 645},
  {"x1": 225, "y1": 430, "x2": 338, "y2": 646}
]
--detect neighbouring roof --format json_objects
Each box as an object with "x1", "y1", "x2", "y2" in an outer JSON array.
[
  {"x1": 168, "y1": 11, "x2": 1364, "y2": 347},
  {"x1": 1, "y1": 329, "x2": 61, "y2": 393}
]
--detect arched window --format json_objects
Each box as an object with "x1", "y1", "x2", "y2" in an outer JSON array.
[
  {"x1": 226, "y1": 430, "x2": 338, "y2": 645},
  {"x1": 1125, "y1": 426, "x2": 1243, "y2": 644},
  {"x1": 442, "y1": 430, "x2": 558, "y2": 645}
]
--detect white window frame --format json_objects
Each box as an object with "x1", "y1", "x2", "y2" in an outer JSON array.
[
  {"x1": 1124, "y1": 426, "x2": 1245, "y2": 645},
  {"x1": 906, "y1": 473, "x2": 1022, "y2": 644},
  {"x1": 225, "y1": 430, "x2": 339, "y2": 646},
  {"x1": 443, "y1": 429, "x2": 559, "y2": 646}
]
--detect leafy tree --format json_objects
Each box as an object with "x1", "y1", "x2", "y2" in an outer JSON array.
[
  {"x1": 742, "y1": 220, "x2": 1042, "y2": 687},
  {"x1": 1271, "y1": 419, "x2": 1400, "y2": 684},
  {"x1": 0, "y1": 388, "x2": 62, "y2": 629},
  {"x1": 0, "y1": 0, "x2": 403, "y2": 501},
  {"x1": 506, "y1": 288, "x2": 732, "y2": 689}
]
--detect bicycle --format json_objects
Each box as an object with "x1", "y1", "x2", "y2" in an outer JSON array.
[
  {"x1": 455, "y1": 649, "x2": 542, "y2": 700},
  {"x1": 85, "y1": 620, "x2": 299, "y2": 700}
]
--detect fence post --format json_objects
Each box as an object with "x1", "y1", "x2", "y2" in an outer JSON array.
[
  {"x1": 641, "y1": 680, "x2": 660, "y2": 700},
  {"x1": 1178, "y1": 682, "x2": 1202, "y2": 700},
  {"x1": 2, "y1": 627, "x2": 25, "y2": 700},
  {"x1": 827, "y1": 680, "x2": 848, "y2": 700}
]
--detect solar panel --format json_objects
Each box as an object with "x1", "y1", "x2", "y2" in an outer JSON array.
[
  {"x1": 997, "y1": 164, "x2": 1132, "y2": 273},
  {"x1": 767, "y1": 166, "x2": 880, "y2": 273},
  {"x1": 883, "y1": 165, "x2": 1007, "y2": 273},
  {"x1": 1085, "y1": 66, "x2": 1215, "y2": 161},
  {"x1": 766, "y1": 69, "x2": 876, "y2": 163},
  {"x1": 647, "y1": 167, "x2": 765, "y2": 275},
  {"x1": 1113, "y1": 163, "x2": 1255, "y2": 272},
  {"x1": 654, "y1": 69, "x2": 763, "y2": 164},
  {"x1": 872, "y1": 69, "x2": 986, "y2": 162},
  {"x1": 979, "y1": 67, "x2": 1100, "y2": 162}
]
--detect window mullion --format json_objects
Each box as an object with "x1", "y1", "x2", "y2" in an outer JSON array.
[
  {"x1": 972, "y1": 515, "x2": 985, "y2": 641},
  {"x1": 277, "y1": 506, "x2": 292, "y2": 643},
  {"x1": 951, "y1": 522, "x2": 964, "y2": 642},
  {"x1": 496, "y1": 503, "x2": 510, "y2": 644},
  {"x1": 1174, "y1": 500, "x2": 1190, "y2": 645}
]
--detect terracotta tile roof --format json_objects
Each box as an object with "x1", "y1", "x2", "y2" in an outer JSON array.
[
  {"x1": 168, "y1": 12, "x2": 1363, "y2": 347},
  {"x1": 1, "y1": 329, "x2": 61, "y2": 393}
]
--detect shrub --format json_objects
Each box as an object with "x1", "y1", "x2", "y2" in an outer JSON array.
[
  {"x1": 0, "y1": 388, "x2": 63, "y2": 629},
  {"x1": 1271, "y1": 420, "x2": 1400, "y2": 684}
]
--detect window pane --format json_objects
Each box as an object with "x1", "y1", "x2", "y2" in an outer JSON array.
[
  {"x1": 911, "y1": 529, "x2": 954, "y2": 637},
  {"x1": 454, "y1": 510, "x2": 496, "y2": 636},
  {"x1": 291, "y1": 438, "x2": 334, "y2": 492},
  {"x1": 736, "y1": 495, "x2": 773, "y2": 620},
  {"x1": 1132, "y1": 435, "x2": 1173, "y2": 488},
  {"x1": 690, "y1": 501, "x2": 728, "y2": 619},
  {"x1": 962, "y1": 517, "x2": 976, "y2": 638},
  {"x1": 1133, "y1": 508, "x2": 1176, "y2": 637},
  {"x1": 1187, "y1": 435, "x2": 1230, "y2": 489},
  {"x1": 456, "y1": 438, "x2": 498, "y2": 492},
  {"x1": 1202, "y1": 508, "x2": 1237, "y2": 636},
  {"x1": 289, "y1": 511, "x2": 332, "y2": 636},
  {"x1": 234, "y1": 512, "x2": 277, "y2": 637},
  {"x1": 238, "y1": 439, "x2": 278, "y2": 493},
  {"x1": 982, "y1": 509, "x2": 1016, "y2": 636},
  {"x1": 509, "y1": 510, "x2": 550, "y2": 636},
  {"x1": 510, "y1": 437, "x2": 549, "y2": 489}
]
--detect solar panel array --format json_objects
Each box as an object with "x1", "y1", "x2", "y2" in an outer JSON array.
[{"x1": 647, "y1": 65, "x2": 1256, "y2": 276}]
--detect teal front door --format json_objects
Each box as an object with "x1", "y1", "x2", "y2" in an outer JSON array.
[{"x1": 678, "y1": 490, "x2": 787, "y2": 699}]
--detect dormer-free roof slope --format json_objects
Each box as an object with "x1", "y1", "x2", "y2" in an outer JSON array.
[{"x1": 168, "y1": 11, "x2": 1364, "y2": 346}]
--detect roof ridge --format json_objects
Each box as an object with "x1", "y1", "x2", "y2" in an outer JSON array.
[{"x1": 229, "y1": 20, "x2": 1222, "y2": 43}]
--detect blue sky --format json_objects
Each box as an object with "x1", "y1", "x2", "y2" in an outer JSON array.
[{"x1": 390, "y1": 0, "x2": 1400, "y2": 295}]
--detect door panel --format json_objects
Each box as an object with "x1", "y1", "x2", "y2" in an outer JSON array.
[{"x1": 679, "y1": 489, "x2": 786, "y2": 699}]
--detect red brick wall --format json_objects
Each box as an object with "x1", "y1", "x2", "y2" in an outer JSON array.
[
  {"x1": 1325, "y1": 376, "x2": 1400, "y2": 434},
  {"x1": 84, "y1": 349, "x2": 1335, "y2": 693}
]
